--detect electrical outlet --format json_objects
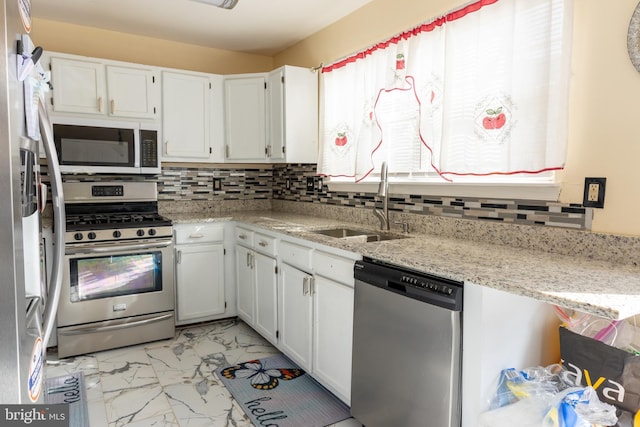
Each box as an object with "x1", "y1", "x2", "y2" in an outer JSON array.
[
  {"x1": 306, "y1": 177, "x2": 315, "y2": 194},
  {"x1": 583, "y1": 177, "x2": 606, "y2": 208},
  {"x1": 317, "y1": 177, "x2": 323, "y2": 192},
  {"x1": 212, "y1": 177, "x2": 222, "y2": 192},
  {"x1": 587, "y1": 183, "x2": 599, "y2": 202}
]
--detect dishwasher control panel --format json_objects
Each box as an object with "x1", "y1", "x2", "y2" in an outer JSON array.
[
  {"x1": 401, "y1": 274, "x2": 455, "y2": 295},
  {"x1": 355, "y1": 258, "x2": 463, "y2": 311}
]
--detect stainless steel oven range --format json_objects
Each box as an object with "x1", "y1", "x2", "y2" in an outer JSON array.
[{"x1": 56, "y1": 181, "x2": 174, "y2": 358}]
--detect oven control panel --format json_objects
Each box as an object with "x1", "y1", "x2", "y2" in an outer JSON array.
[
  {"x1": 67, "y1": 226, "x2": 173, "y2": 243},
  {"x1": 91, "y1": 185, "x2": 124, "y2": 197}
]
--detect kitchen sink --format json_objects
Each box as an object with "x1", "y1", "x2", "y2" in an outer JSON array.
[{"x1": 311, "y1": 227, "x2": 407, "y2": 242}]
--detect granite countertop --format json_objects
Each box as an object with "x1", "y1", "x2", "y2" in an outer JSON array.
[{"x1": 168, "y1": 211, "x2": 640, "y2": 320}]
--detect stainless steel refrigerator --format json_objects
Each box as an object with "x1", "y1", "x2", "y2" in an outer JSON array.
[{"x1": 0, "y1": 0, "x2": 65, "y2": 404}]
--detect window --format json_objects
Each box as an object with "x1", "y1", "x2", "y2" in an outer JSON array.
[{"x1": 318, "y1": 0, "x2": 573, "y2": 193}]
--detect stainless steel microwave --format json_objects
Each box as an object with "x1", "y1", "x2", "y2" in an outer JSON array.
[{"x1": 52, "y1": 118, "x2": 160, "y2": 175}]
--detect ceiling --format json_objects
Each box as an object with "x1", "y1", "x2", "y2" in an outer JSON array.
[{"x1": 30, "y1": 0, "x2": 375, "y2": 56}]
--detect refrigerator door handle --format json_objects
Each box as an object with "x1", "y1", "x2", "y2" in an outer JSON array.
[{"x1": 38, "y1": 97, "x2": 66, "y2": 347}]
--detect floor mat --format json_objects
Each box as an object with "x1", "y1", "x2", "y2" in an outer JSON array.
[
  {"x1": 44, "y1": 372, "x2": 89, "y2": 427},
  {"x1": 215, "y1": 354, "x2": 350, "y2": 427}
]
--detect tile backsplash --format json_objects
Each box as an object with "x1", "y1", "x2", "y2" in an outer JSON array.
[
  {"x1": 43, "y1": 163, "x2": 591, "y2": 230},
  {"x1": 154, "y1": 163, "x2": 592, "y2": 230}
]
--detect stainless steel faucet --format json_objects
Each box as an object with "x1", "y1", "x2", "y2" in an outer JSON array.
[{"x1": 373, "y1": 161, "x2": 389, "y2": 231}]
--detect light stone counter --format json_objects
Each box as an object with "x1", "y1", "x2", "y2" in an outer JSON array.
[{"x1": 166, "y1": 210, "x2": 640, "y2": 320}]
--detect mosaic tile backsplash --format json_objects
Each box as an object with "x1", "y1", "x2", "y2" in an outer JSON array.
[
  {"x1": 155, "y1": 163, "x2": 590, "y2": 230},
  {"x1": 44, "y1": 163, "x2": 590, "y2": 230}
]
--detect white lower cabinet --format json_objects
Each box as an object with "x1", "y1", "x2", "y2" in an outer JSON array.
[
  {"x1": 278, "y1": 262, "x2": 314, "y2": 371},
  {"x1": 312, "y1": 275, "x2": 354, "y2": 404},
  {"x1": 233, "y1": 225, "x2": 360, "y2": 405},
  {"x1": 253, "y1": 252, "x2": 278, "y2": 344},
  {"x1": 174, "y1": 223, "x2": 227, "y2": 325},
  {"x1": 235, "y1": 244, "x2": 255, "y2": 324},
  {"x1": 234, "y1": 226, "x2": 278, "y2": 344}
]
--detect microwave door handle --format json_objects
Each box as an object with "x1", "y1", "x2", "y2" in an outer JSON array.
[
  {"x1": 38, "y1": 97, "x2": 66, "y2": 348},
  {"x1": 134, "y1": 129, "x2": 141, "y2": 168}
]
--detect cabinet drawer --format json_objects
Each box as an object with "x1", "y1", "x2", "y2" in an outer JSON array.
[
  {"x1": 235, "y1": 226, "x2": 254, "y2": 247},
  {"x1": 280, "y1": 240, "x2": 312, "y2": 271},
  {"x1": 314, "y1": 251, "x2": 356, "y2": 287},
  {"x1": 175, "y1": 223, "x2": 224, "y2": 244},
  {"x1": 254, "y1": 232, "x2": 277, "y2": 257}
]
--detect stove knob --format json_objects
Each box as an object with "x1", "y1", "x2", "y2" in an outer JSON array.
[
  {"x1": 74, "y1": 233, "x2": 83, "y2": 241},
  {"x1": 88, "y1": 232, "x2": 97, "y2": 240},
  {"x1": 113, "y1": 230, "x2": 122, "y2": 238},
  {"x1": 148, "y1": 229, "x2": 157, "y2": 236},
  {"x1": 137, "y1": 229, "x2": 145, "y2": 237}
]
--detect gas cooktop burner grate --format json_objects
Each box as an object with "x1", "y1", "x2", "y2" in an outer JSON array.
[
  {"x1": 65, "y1": 213, "x2": 172, "y2": 231},
  {"x1": 67, "y1": 213, "x2": 169, "y2": 225}
]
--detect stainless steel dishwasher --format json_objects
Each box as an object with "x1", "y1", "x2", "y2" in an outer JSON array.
[{"x1": 351, "y1": 258, "x2": 463, "y2": 427}]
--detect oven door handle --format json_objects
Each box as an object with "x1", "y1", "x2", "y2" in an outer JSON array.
[
  {"x1": 66, "y1": 240, "x2": 173, "y2": 255},
  {"x1": 57, "y1": 312, "x2": 174, "y2": 336}
]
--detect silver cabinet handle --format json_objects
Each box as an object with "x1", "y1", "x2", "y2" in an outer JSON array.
[
  {"x1": 225, "y1": 145, "x2": 230, "y2": 158},
  {"x1": 258, "y1": 240, "x2": 268, "y2": 247},
  {"x1": 110, "y1": 99, "x2": 115, "y2": 115},
  {"x1": 246, "y1": 252, "x2": 251, "y2": 267},
  {"x1": 310, "y1": 277, "x2": 316, "y2": 295},
  {"x1": 303, "y1": 276, "x2": 309, "y2": 296},
  {"x1": 189, "y1": 233, "x2": 205, "y2": 239},
  {"x1": 98, "y1": 96, "x2": 103, "y2": 113},
  {"x1": 238, "y1": 233, "x2": 247, "y2": 240},
  {"x1": 176, "y1": 250, "x2": 182, "y2": 264}
]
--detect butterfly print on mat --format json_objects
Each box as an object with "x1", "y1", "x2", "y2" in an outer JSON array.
[{"x1": 221, "y1": 359, "x2": 305, "y2": 390}]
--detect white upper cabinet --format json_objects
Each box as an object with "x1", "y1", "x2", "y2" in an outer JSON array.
[
  {"x1": 162, "y1": 70, "x2": 224, "y2": 162},
  {"x1": 225, "y1": 66, "x2": 318, "y2": 163},
  {"x1": 106, "y1": 66, "x2": 157, "y2": 118},
  {"x1": 267, "y1": 66, "x2": 319, "y2": 163},
  {"x1": 224, "y1": 74, "x2": 267, "y2": 161},
  {"x1": 49, "y1": 55, "x2": 159, "y2": 120}
]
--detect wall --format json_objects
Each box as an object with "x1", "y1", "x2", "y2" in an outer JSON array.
[
  {"x1": 275, "y1": 0, "x2": 640, "y2": 237},
  {"x1": 31, "y1": 18, "x2": 273, "y2": 74}
]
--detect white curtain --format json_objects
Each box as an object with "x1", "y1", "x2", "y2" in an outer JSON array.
[{"x1": 318, "y1": 0, "x2": 572, "y2": 182}]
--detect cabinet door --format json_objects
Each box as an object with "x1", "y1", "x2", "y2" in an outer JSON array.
[
  {"x1": 278, "y1": 263, "x2": 313, "y2": 371},
  {"x1": 176, "y1": 243, "x2": 225, "y2": 324},
  {"x1": 268, "y1": 65, "x2": 319, "y2": 163},
  {"x1": 162, "y1": 71, "x2": 211, "y2": 160},
  {"x1": 253, "y1": 252, "x2": 278, "y2": 345},
  {"x1": 235, "y1": 245, "x2": 255, "y2": 325},
  {"x1": 106, "y1": 65, "x2": 157, "y2": 119},
  {"x1": 51, "y1": 57, "x2": 106, "y2": 115},
  {"x1": 313, "y1": 275, "x2": 354, "y2": 404},
  {"x1": 267, "y1": 69, "x2": 285, "y2": 162},
  {"x1": 224, "y1": 76, "x2": 267, "y2": 161}
]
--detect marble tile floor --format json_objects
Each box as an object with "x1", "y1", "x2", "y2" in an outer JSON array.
[{"x1": 46, "y1": 318, "x2": 362, "y2": 427}]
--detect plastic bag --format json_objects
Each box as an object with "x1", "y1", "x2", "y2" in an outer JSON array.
[
  {"x1": 481, "y1": 365, "x2": 619, "y2": 427},
  {"x1": 543, "y1": 387, "x2": 619, "y2": 427},
  {"x1": 489, "y1": 365, "x2": 566, "y2": 410},
  {"x1": 554, "y1": 306, "x2": 640, "y2": 354}
]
